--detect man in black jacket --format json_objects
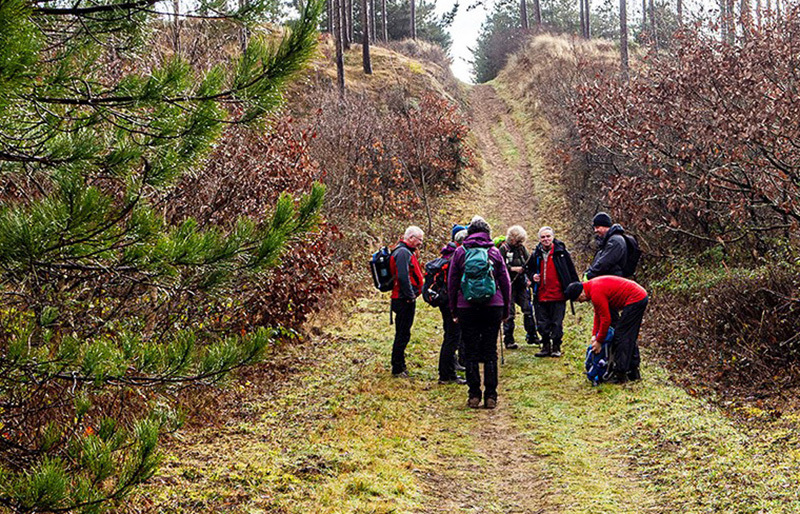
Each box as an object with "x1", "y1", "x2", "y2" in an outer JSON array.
[
  {"x1": 585, "y1": 212, "x2": 627, "y2": 280},
  {"x1": 528, "y1": 227, "x2": 579, "y2": 357}
]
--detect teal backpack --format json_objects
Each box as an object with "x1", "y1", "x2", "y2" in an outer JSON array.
[{"x1": 461, "y1": 247, "x2": 496, "y2": 303}]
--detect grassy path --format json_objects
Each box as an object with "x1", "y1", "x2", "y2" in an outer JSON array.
[{"x1": 132, "y1": 84, "x2": 800, "y2": 513}]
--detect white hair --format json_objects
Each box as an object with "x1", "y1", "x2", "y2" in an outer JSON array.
[
  {"x1": 538, "y1": 226, "x2": 555, "y2": 237},
  {"x1": 403, "y1": 225, "x2": 423, "y2": 240},
  {"x1": 470, "y1": 215, "x2": 485, "y2": 224}
]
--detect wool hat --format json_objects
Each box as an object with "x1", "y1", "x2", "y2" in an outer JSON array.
[
  {"x1": 565, "y1": 281, "x2": 585, "y2": 301},
  {"x1": 592, "y1": 212, "x2": 613, "y2": 228},
  {"x1": 451, "y1": 224, "x2": 466, "y2": 241}
]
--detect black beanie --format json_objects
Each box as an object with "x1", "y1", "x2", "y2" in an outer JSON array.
[
  {"x1": 565, "y1": 282, "x2": 585, "y2": 301},
  {"x1": 592, "y1": 212, "x2": 613, "y2": 227}
]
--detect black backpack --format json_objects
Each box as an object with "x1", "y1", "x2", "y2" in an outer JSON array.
[
  {"x1": 621, "y1": 234, "x2": 641, "y2": 278},
  {"x1": 370, "y1": 246, "x2": 394, "y2": 292},
  {"x1": 422, "y1": 257, "x2": 449, "y2": 307}
]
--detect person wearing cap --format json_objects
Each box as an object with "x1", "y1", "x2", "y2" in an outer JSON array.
[
  {"x1": 585, "y1": 212, "x2": 628, "y2": 280},
  {"x1": 565, "y1": 277, "x2": 648, "y2": 383},
  {"x1": 529, "y1": 226, "x2": 579, "y2": 357},
  {"x1": 437, "y1": 225, "x2": 467, "y2": 385}
]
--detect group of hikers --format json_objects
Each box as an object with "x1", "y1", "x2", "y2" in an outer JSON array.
[{"x1": 379, "y1": 212, "x2": 649, "y2": 409}]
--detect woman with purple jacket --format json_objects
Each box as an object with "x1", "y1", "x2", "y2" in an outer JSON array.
[{"x1": 447, "y1": 218, "x2": 512, "y2": 409}]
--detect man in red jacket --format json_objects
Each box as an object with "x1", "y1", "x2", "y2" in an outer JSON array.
[
  {"x1": 565, "y1": 276, "x2": 648, "y2": 383},
  {"x1": 389, "y1": 226, "x2": 425, "y2": 378}
]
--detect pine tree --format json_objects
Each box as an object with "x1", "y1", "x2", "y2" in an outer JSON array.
[{"x1": 0, "y1": 0, "x2": 323, "y2": 511}]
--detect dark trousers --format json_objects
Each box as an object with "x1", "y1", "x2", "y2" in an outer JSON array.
[
  {"x1": 458, "y1": 306, "x2": 503, "y2": 401},
  {"x1": 391, "y1": 299, "x2": 416, "y2": 374},
  {"x1": 438, "y1": 305, "x2": 461, "y2": 380},
  {"x1": 535, "y1": 301, "x2": 566, "y2": 345},
  {"x1": 613, "y1": 297, "x2": 648, "y2": 373},
  {"x1": 502, "y1": 280, "x2": 535, "y2": 344}
]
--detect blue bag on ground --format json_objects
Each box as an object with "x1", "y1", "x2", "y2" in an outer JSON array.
[{"x1": 585, "y1": 327, "x2": 614, "y2": 386}]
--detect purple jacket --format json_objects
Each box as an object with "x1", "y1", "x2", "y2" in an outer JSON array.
[
  {"x1": 440, "y1": 241, "x2": 457, "y2": 259},
  {"x1": 447, "y1": 232, "x2": 512, "y2": 317}
]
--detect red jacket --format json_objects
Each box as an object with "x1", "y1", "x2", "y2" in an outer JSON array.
[
  {"x1": 537, "y1": 246, "x2": 565, "y2": 302},
  {"x1": 389, "y1": 241, "x2": 424, "y2": 300},
  {"x1": 584, "y1": 276, "x2": 648, "y2": 344}
]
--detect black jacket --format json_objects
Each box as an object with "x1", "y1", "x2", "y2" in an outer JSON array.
[
  {"x1": 527, "y1": 239, "x2": 579, "y2": 300},
  {"x1": 585, "y1": 224, "x2": 627, "y2": 279},
  {"x1": 500, "y1": 241, "x2": 529, "y2": 284}
]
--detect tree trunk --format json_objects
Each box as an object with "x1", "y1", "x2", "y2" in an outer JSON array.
[
  {"x1": 648, "y1": 0, "x2": 656, "y2": 45},
  {"x1": 382, "y1": 0, "x2": 388, "y2": 41},
  {"x1": 533, "y1": 0, "x2": 542, "y2": 26},
  {"x1": 362, "y1": 0, "x2": 372, "y2": 73},
  {"x1": 173, "y1": 0, "x2": 181, "y2": 54},
  {"x1": 579, "y1": 0, "x2": 585, "y2": 37},
  {"x1": 642, "y1": 0, "x2": 647, "y2": 33},
  {"x1": 370, "y1": 0, "x2": 376, "y2": 42},
  {"x1": 727, "y1": 0, "x2": 736, "y2": 40},
  {"x1": 334, "y1": 0, "x2": 345, "y2": 94},
  {"x1": 349, "y1": 0, "x2": 355, "y2": 43},
  {"x1": 677, "y1": 0, "x2": 682, "y2": 24},
  {"x1": 521, "y1": 0, "x2": 529, "y2": 30},
  {"x1": 410, "y1": 0, "x2": 416, "y2": 39},
  {"x1": 344, "y1": 0, "x2": 351, "y2": 49},
  {"x1": 238, "y1": 0, "x2": 250, "y2": 52},
  {"x1": 586, "y1": 0, "x2": 592, "y2": 37},
  {"x1": 620, "y1": 0, "x2": 629, "y2": 78}
]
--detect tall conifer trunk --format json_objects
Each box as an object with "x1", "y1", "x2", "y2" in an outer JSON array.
[
  {"x1": 411, "y1": 0, "x2": 417, "y2": 39},
  {"x1": 382, "y1": 0, "x2": 388, "y2": 40},
  {"x1": 620, "y1": 0, "x2": 629, "y2": 78},
  {"x1": 334, "y1": 0, "x2": 345, "y2": 93},
  {"x1": 362, "y1": 0, "x2": 372, "y2": 73},
  {"x1": 521, "y1": 0, "x2": 529, "y2": 29}
]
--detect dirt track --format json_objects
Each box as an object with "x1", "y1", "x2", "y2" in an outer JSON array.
[{"x1": 419, "y1": 84, "x2": 553, "y2": 514}]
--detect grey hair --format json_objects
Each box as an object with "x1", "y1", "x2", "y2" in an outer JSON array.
[
  {"x1": 403, "y1": 225, "x2": 424, "y2": 240},
  {"x1": 506, "y1": 225, "x2": 528, "y2": 244},
  {"x1": 538, "y1": 226, "x2": 555, "y2": 237},
  {"x1": 470, "y1": 215, "x2": 485, "y2": 224},
  {"x1": 454, "y1": 229, "x2": 468, "y2": 244}
]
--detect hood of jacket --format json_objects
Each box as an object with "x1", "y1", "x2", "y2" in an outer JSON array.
[
  {"x1": 463, "y1": 232, "x2": 494, "y2": 248},
  {"x1": 440, "y1": 241, "x2": 457, "y2": 258},
  {"x1": 600, "y1": 224, "x2": 625, "y2": 246}
]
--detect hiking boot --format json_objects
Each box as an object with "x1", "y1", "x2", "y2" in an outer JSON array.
[
  {"x1": 392, "y1": 371, "x2": 410, "y2": 378},
  {"x1": 526, "y1": 332, "x2": 539, "y2": 345},
  {"x1": 535, "y1": 338, "x2": 551, "y2": 357},
  {"x1": 467, "y1": 397, "x2": 481, "y2": 409},
  {"x1": 607, "y1": 370, "x2": 629, "y2": 385},
  {"x1": 627, "y1": 368, "x2": 641, "y2": 382},
  {"x1": 550, "y1": 340, "x2": 562, "y2": 357},
  {"x1": 439, "y1": 377, "x2": 467, "y2": 385},
  {"x1": 549, "y1": 350, "x2": 562, "y2": 358},
  {"x1": 505, "y1": 341, "x2": 519, "y2": 350},
  {"x1": 485, "y1": 397, "x2": 497, "y2": 409}
]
